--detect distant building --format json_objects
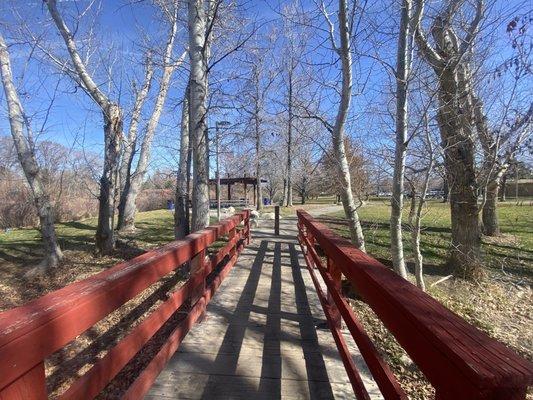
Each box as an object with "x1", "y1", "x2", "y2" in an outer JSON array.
[{"x1": 504, "y1": 179, "x2": 533, "y2": 198}]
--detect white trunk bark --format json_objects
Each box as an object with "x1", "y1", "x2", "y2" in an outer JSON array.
[
  {"x1": 96, "y1": 103, "x2": 122, "y2": 254},
  {"x1": 0, "y1": 33, "x2": 63, "y2": 271},
  {"x1": 188, "y1": 0, "x2": 210, "y2": 231},
  {"x1": 331, "y1": 0, "x2": 366, "y2": 251},
  {"x1": 175, "y1": 84, "x2": 191, "y2": 238},
  {"x1": 117, "y1": 58, "x2": 155, "y2": 230},
  {"x1": 119, "y1": 20, "x2": 185, "y2": 232},
  {"x1": 46, "y1": 0, "x2": 123, "y2": 255},
  {"x1": 285, "y1": 69, "x2": 293, "y2": 207},
  {"x1": 390, "y1": 0, "x2": 412, "y2": 279}
]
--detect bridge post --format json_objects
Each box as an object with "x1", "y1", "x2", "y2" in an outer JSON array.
[
  {"x1": 189, "y1": 249, "x2": 207, "y2": 320},
  {"x1": 327, "y1": 257, "x2": 342, "y2": 329},
  {"x1": 0, "y1": 362, "x2": 46, "y2": 400},
  {"x1": 274, "y1": 205, "x2": 280, "y2": 236},
  {"x1": 245, "y1": 210, "x2": 251, "y2": 244}
]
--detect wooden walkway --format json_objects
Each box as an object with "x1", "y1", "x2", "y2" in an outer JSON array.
[{"x1": 146, "y1": 215, "x2": 382, "y2": 400}]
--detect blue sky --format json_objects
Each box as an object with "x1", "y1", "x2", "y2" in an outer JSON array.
[{"x1": 0, "y1": 0, "x2": 529, "y2": 175}]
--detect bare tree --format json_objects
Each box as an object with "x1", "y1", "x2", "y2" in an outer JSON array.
[
  {"x1": 0, "y1": 32, "x2": 63, "y2": 272},
  {"x1": 478, "y1": 16, "x2": 532, "y2": 236},
  {"x1": 45, "y1": 0, "x2": 123, "y2": 255},
  {"x1": 412, "y1": 0, "x2": 485, "y2": 278},
  {"x1": 319, "y1": 0, "x2": 366, "y2": 250},
  {"x1": 390, "y1": 0, "x2": 413, "y2": 279},
  {"x1": 117, "y1": 3, "x2": 186, "y2": 232},
  {"x1": 188, "y1": 0, "x2": 210, "y2": 231},
  {"x1": 117, "y1": 55, "x2": 155, "y2": 230},
  {"x1": 407, "y1": 114, "x2": 436, "y2": 291},
  {"x1": 174, "y1": 83, "x2": 191, "y2": 239}
]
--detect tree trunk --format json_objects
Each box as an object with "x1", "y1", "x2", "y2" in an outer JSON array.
[
  {"x1": 189, "y1": 0, "x2": 210, "y2": 231},
  {"x1": 255, "y1": 99, "x2": 263, "y2": 211},
  {"x1": 390, "y1": 0, "x2": 412, "y2": 279},
  {"x1": 175, "y1": 85, "x2": 191, "y2": 239},
  {"x1": 46, "y1": 0, "x2": 124, "y2": 255},
  {"x1": 0, "y1": 33, "x2": 63, "y2": 271},
  {"x1": 498, "y1": 174, "x2": 506, "y2": 202},
  {"x1": 95, "y1": 103, "x2": 123, "y2": 255},
  {"x1": 412, "y1": 2, "x2": 484, "y2": 279},
  {"x1": 282, "y1": 177, "x2": 287, "y2": 206},
  {"x1": 331, "y1": 0, "x2": 366, "y2": 251},
  {"x1": 437, "y1": 82, "x2": 482, "y2": 277},
  {"x1": 411, "y1": 195, "x2": 426, "y2": 291},
  {"x1": 482, "y1": 179, "x2": 500, "y2": 236},
  {"x1": 118, "y1": 16, "x2": 182, "y2": 232},
  {"x1": 442, "y1": 176, "x2": 449, "y2": 203},
  {"x1": 117, "y1": 57, "x2": 154, "y2": 231},
  {"x1": 285, "y1": 70, "x2": 293, "y2": 207}
]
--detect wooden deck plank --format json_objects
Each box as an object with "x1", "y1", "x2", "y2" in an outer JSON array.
[{"x1": 147, "y1": 217, "x2": 382, "y2": 399}]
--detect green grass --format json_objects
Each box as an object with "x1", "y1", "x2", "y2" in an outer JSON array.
[
  {"x1": 322, "y1": 200, "x2": 533, "y2": 281},
  {"x1": 0, "y1": 210, "x2": 219, "y2": 266}
]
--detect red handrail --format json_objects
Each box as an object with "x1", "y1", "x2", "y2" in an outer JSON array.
[
  {"x1": 0, "y1": 210, "x2": 250, "y2": 399},
  {"x1": 296, "y1": 209, "x2": 532, "y2": 400}
]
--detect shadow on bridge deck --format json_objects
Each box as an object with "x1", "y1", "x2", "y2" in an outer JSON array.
[{"x1": 146, "y1": 217, "x2": 381, "y2": 400}]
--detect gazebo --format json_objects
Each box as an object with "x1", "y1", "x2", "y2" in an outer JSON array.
[{"x1": 208, "y1": 175, "x2": 267, "y2": 207}]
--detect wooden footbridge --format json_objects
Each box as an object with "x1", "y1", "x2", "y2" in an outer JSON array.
[{"x1": 0, "y1": 210, "x2": 531, "y2": 399}]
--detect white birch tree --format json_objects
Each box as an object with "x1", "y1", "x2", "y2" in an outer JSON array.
[
  {"x1": 0, "y1": 32, "x2": 63, "y2": 272},
  {"x1": 117, "y1": 2, "x2": 186, "y2": 232},
  {"x1": 320, "y1": 0, "x2": 366, "y2": 250},
  {"x1": 390, "y1": 0, "x2": 413, "y2": 278},
  {"x1": 45, "y1": 0, "x2": 123, "y2": 255}
]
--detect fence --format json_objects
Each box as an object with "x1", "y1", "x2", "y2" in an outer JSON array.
[
  {"x1": 296, "y1": 209, "x2": 532, "y2": 400},
  {"x1": 0, "y1": 210, "x2": 250, "y2": 399}
]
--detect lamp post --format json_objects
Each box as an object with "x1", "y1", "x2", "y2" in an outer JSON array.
[{"x1": 216, "y1": 121, "x2": 230, "y2": 221}]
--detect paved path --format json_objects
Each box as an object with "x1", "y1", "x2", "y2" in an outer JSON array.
[{"x1": 147, "y1": 213, "x2": 381, "y2": 400}]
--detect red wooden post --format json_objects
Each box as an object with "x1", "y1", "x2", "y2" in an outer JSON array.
[
  {"x1": 253, "y1": 183, "x2": 256, "y2": 206},
  {"x1": 228, "y1": 225, "x2": 236, "y2": 258},
  {"x1": 189, "y1": 249, "x2": 207, "y2": 309},
  {"x1": 327, "y1": 257, "x2": 342, "y2": 329},
  {"x1": 0, "y1": 362, "x2": 46, "y2": 400},
  {"x1": 274, "y1": 205, "x2": 280, "y2": 236},
  {"x1": 245, "y1": 210, "x2": 251, "y2": 244}
]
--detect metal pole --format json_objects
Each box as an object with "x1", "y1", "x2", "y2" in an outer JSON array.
[
  {"x1": 216, "y1": 124, "x2": 221, "y2": 221},
  {"x1": 274, "y1": 205, "x2": 280, "y2": 236}
]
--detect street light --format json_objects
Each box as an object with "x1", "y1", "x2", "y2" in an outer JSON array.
[{"x1": 216, "y1": 121, "x2": 231, "y2": 221}]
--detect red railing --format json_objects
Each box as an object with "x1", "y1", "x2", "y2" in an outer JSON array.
[
  {"x1": 0, "y1": 210, "x2": 250, "y2": 400},
  {"x1": 296, "y1": 209, "x2": 532, "y2": 400}
]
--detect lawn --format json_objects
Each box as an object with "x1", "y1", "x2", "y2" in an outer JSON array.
[
  {"x1": 0, "y1": 209, "x2": 220, "y2": 311},
  {"x1": 321, "y1": 200, "x2": 533, "y2": 281},
  {"x1": 316, "y1": 200, "x2": 532, "y2": 398}
]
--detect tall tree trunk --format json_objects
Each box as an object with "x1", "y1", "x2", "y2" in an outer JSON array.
[
  {"x1": 118, "y1": 15, "x2": 183, "y2": 232},
  {"x1": 413, "y1": 0, "x2": 484, "y2": 279},
  {"x1": 331, "y1": 0, "x2": 366, "y2": 251},
  {"x1": 390, "y1": 0, "x2": 412, "y2": 279},
  {"x1": 175, "y1": 85, "x2": 191, "y2": 239},
  {"x1": 411, "y1": 126, "x2": 434, "y2": 291},
  {"x1": 189, "y1": 0, "x2": 210, "y2": 231},
  {"x1": 46, "y1": 0, "x2": 124, "y2": 255},
  {"x1": 442, "y1": 176, "x2": 449, "y2": 203},
  {"x1": 282, "y1": 177, "x2": 287, "y2": 206},
  {"x1": 117, "y1": 57, "x2": 155, "y2": 230},
  {"x1": 482, "y1": 179, "x2": 500, "y2": 236},
  {"x1": 285, "y1": 69, "x2": 293, "y2": 207},
  {"x1": 437, "y1": 89, "x2": 482, "y2": 277},
  {"x1": 498, "y1": 174, "x2": 506, "y2": 202},
  {"x1": 0, "y1": 33, "x2": 63, "y2": 271},
  {"x1": 95, "y1": 103, "x2": 123, "y2": 255},
  {"x1": 255, "y1": 100, "x2": 263, "y2": 210}
]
